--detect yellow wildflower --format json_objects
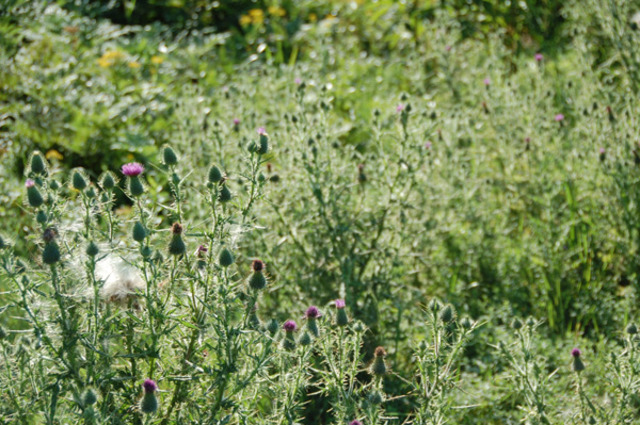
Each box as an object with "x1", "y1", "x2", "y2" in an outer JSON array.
[
  {"x1": 97, "y1": 50, "x2": 124, "y2": 68},
  {"x1": 128, "y1": 61, "x2": 141, "y2": 69},
  {"x1": 45, "y1": 149, "x2": 64, "y2": 161},
  {"x1": 151, "y1": 55, "x2": 164, "y2": 65},
  {"x1": 248, "y1": 8, "x2": 264, "y2": 25},
  {"x1": 239, "y1": 14, "x2": 251, "y2": 26},
  {"x1": 268, "y1": 6, "x2": 286, "y2": 17},
  {"x1": 309, "y1": 13, "x2": 317, "y2": 22}
]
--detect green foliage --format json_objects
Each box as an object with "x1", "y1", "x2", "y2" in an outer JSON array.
[{"x1": 1, "y1": 0, "x2": 640, "y2": 423}]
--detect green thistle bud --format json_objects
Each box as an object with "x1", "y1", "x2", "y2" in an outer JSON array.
[
  {"x1": 511, "y1": 318, "x2": 523, "y2": 330},
  {"x1": 36, "y1": 210, "x2": 47, "y2": 224},
  {"x1": 370, "y1": 346, "x2": 387, "y2": 376},
  {"x1": 0, "y1": 235, "x2": 4, "y2": 250},
  {"x1": 267, "y1": 319, "x2": 279, "y2": 335},
  {"x1": 129, "y1": 176, "x2": 144, "y2": 197},
  {"x1": 168, "y1": 223, "x2": 185, "y2": 256},
  {"x1": 72, "y1": 170, "x2": 87, "y2": 191},
  {"x1": 208, "y1": 165, "x2": 222, "y2": 183},
  {"x1": 626, "y1": 323, "x2": 638, "y2": 335},
  {"x1": 428, "y1": 298, "x2": 441, "y2": 313},
  {"x1": 42, "y1": 242, "x2": 61, "y2": 265},
  {"x1": 83, "y1": 389, "x2": 97, "y2": 406},
  {"x1": 49, "y1": 180, "x2": 60, "y2": 190},
  {"x1": 368, "y1": 390, "x2": 384, "y2": 405},
  {"x1": 460, "y1": 316, "x2": 473, "y2": 330},
  {"x1": 219, "y1": 248, "x2": 234, "y2": 267},
  {"x1": 525, "y1": 317, "x2": 536, "y2": 328},
  {"x1": 141, "y1": 393, "x2": 158, "y2": 414},
  {"x1": 299, "y1": 332, "x2": 312, "y2": 346},
  {"x1": 29, "y1": 151, "x2": 47, "y2": 175},
  {"x1": 168, "y1": 235, "x2": 186, "y2": 256},
  {"x1": 440, "y1": 304, "x2": 456, "y2": 323},
  {"x1": 100, "y1": 172, "x2": 116, "y2": 190},
  {"x1": 219, "y1": 184, "x2": 232, "y2": 203},
  {"x1": 132, "y1": 222, "x2": 147, "y2": 242},
  {"x1": 162, "y1": 145, "x2": 178, "y2": 166},
  {"x1": 141, "y1": 246, "x2": 152, "y2": 258},
  {"x1": 306, "y1": 318, "x2": 319, "y2": 337},
  {"x1": 258, "y1": 133, "x2": 269, "y2": 155},
  {"x1": 85, "y1": 187, "x2": 96, "y2": 198},
  {"x1": 27, "y1": 184, "x2": 44, "y2": 208},
  {"x1": 86, "y1": 241, "x2": 99, "y2": 257}
]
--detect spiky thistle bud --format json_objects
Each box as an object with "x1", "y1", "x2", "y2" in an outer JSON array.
[
  {"x1": 83, "y1": 389, "x2": 98, "y2": 406},
  {"x1": 440, "y1": 304, "x2": 456, "y2": 323},
  {"x1": 72, "y1": 170, "x2": 87, "y2": 191},
  {"x1": 26, "y1": 179, "x2": 44, "y2": 208},
  {"x1": 132, "y1": 222, "x2": 147, "y2": 243},
  {"x1": 99, "y1": 172, "x2": 116, "y2": 190},
  {"x1": 219, "y1": 248, "x2": 234, "y2": 267},
  {"x1": 208, "y1": 165, "x2": 223, "y2": 183},
  {"x1": 370, "y1": 346, "x2": 387, "y2": 376},
  {"x1": 305, "y1": 306, "x2": 321, "y2": 337},
  {"x1": 257, "y1": 132, "x2": 269, "y2": 155},
  {"x1": 334, "y1": 299, "x2": 348, "y2": 326},
  {"x1": 368, "y1": 390, "x2": 384, "y2": 405},
  {"x1": 299, "y1": 332, "x2": 312, "y2": 346},
  {"x1": 249, "y1": 259, "x2": 267, "y2": 290},
  {"x1": 219, "y1": 184, "x2": 232, "y2": 203},
  {"x1": 122, "y1": 163, "x2": 145, "y2": 197},
  {"x1": 626, "y1": 323, "x2": 638, "y2": 335},
  {"x1": 162, "y1": 145, "x2": 178, "y2": 166},
  {"x1": 267, "y1": 318, "x2": 279, "y2": 335},
  {"x1": 140, "y1": 379, "x2": 158, "y2": 414},
  {"x1": 282, "y1": 320, "x2": 297, "y2": 351},
  {"x1": 86, "y1": 241, "x2": 99, "y2": 257},
  {"x1": 168, "y1": 223, "x2": 186, "y2": 256},
  {"x1": 428, "y1": 298, "x2": 441, "y2": 314},
  {"x1": 29, "y1": 151, "x2": 47, "y2": 175},
  {"x1": 42, "y1": 242, "x2": 61, "y2": 265},
  {"x1": 511, "y1": 318, "x2": 523, "y2": 330},
  {"x1": 572, "y1": 348, "x2": 585, "y2": 373}
]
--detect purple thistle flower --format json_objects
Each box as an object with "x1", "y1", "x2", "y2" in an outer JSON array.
[
  {"x1": 571, "y1": 348, "x2": 581, "y2": 358},
  {"x1": 535, "y1": 53, "x2": 544, "y2": 62},
  {"x1": 305, "y1": 306, "x2": 321, "y2": 319},
  {"x1": 283, "y1": 320, "x2": 297, "y2": 332},
  {"x1": 122, "y1": 162, "x2": 144, "y2": 177},
  {"x1": 554, "y1": 114, "x2": 565, "y2": 122},
  {"x1": 525, "y1": 137, "x2": 531, "y2": 143},
  {"x1": 142, "y1": 379, "x2": 157, "y2": 393},
  {"x1": 257, "y1": 127, "x2": 267, "y2": 135},
  {"x1": 599, "y1": 147, "x2": 605, "y2": 154},
  {"x1": 295, "y1": 77, "x2": 302, "y2": 85},
  {"x1": 233, "y1": 118, "x2": 240, "y2": 126},
  {"x1": 483, "y1": 78, "x2": 491, "y2": 86},
  {"x1": 350, "y1": 421, "x2": 363, "y2": 425},
  {"x1": 425, "y1": 141, "x2": 432, "y2": 149},
  {"x1": 445, "y1": 45, "x2": 451, "y2": 52},
  {"x1": 396, "y1": 104, "x2": 405, "y2": 113},
  {"x1": 25, "y1": 179, "x2": 35, "y2": 188},
  {"x1": 334, "y1": 299, "x2": 346, "y2": 309}
]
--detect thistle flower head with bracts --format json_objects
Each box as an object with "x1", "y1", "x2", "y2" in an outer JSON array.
[
  {"x1": 305, "y1": 306, "x2": 321, "y2": 319},
  {"x1": 571, "y1": 348, "x2": 581, "y2": 358},
  {"x1": 283, "y1": 320, "x2": 297, "y2": 332},
  {"x1": 142, "y1": 379, "x2": 157, "y2": 394},
  {"x1": 121, "y1": 162, "x2": 144, "y2": 177},
  {"x1": 334, "y1": 299, "x2": 346, "y2": 309}
]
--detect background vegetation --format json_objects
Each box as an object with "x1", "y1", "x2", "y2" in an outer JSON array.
[{"x1": 1, "y1": 0, "x2": 640, "y2": 423}]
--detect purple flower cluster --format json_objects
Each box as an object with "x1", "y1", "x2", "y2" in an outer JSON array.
[{"x1": 122, "y1": 162, "x2": 144, "y2": 177}]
